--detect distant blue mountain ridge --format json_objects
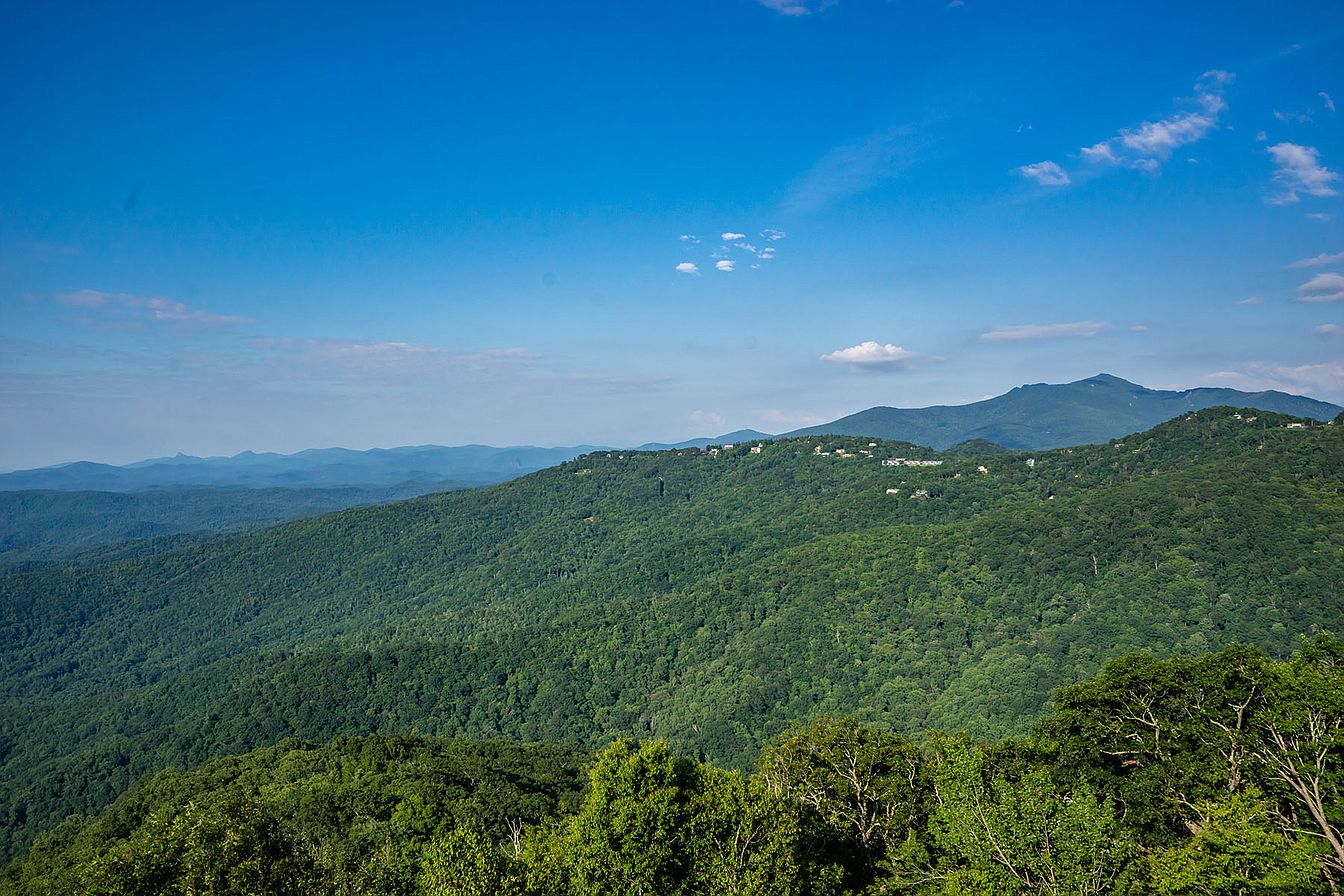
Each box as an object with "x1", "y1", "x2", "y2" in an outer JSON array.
[{"x1": 2, "y1": 374, "x2": 1338, "y2": 492}]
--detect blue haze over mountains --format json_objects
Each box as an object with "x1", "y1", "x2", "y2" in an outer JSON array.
[{"x1": 1, "y1": 374, "x2": 1338, "y2": 492}]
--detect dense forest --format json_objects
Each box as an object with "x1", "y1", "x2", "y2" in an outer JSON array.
[
  {"x1": 0, "y1": 485, "x2": 444, "y2": 571},
  {"x1": 3, "y1": 641, "x2": 1342, "y2": 894},
  {"x1": 1, "y1": 408, "x2": 1341, "y2": 866}
]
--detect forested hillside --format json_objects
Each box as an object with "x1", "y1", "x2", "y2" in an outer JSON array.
[
  {"x1": 5, "y1": 642, "x2": 1342, "y2": 894},
  {"x1": 1, "y1": 408, "x2": 1341, "y2": 864},
  {"x1": 0, "y1": 485, "x2": 440, "y2": 571}
]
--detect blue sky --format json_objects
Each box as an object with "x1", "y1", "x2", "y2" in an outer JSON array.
[{"x1": 2, "y1": 0, "x2": 1342, "y2": 468}]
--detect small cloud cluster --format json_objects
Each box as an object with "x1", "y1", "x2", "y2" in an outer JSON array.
[
  {"x1": 1084, "y1": 70, "x2": 1233, "y2": 171},
  {"x1": 1238, "y1": 249, "x2": 1344, "y2": 311},
  {"x1": 1266, "y1": 143, "x2": 1340, "y2": 204},
  {"x1": 56, "y1": 290, "x2": 254, "y2": 328},
  {"x1": 979, "y1": 320, "x2": 1106, "y2": 342},
  {"x1": 820, "y1": 341, "x2": 915, "y2": 370},
  {"x1": 676, "y1": 228, "x2": 786, "y2": 275},
  {"x1": 1016, "y1": 71, "x2": 1233, "y2": 188},
  {"x1": 1316, "y1": 323, "x2": 1342, "y2": 337}
]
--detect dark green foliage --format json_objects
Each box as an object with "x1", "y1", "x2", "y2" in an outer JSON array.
[
  {"x1": 5, "y1": 641, "x2": 1344, "y2": 894},
  {"x1": 0, "y1": 408, "x2": 1340, "y2": 864},
  {"x1": 0, "y1": 485, "x2": 447, "y2": 571},
  {"x1": 2, "y1": 735, "x2": 586, "y2": 896}
]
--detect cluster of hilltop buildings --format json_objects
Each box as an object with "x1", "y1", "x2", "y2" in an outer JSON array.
[{"x1": 810, "y1": 443, "x2": 945, "y2": 466}]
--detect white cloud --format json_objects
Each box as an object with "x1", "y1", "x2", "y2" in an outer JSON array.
[
  {"x1": 819, "y1": 341, "x2": 915, "y2": 369},
  {"x1": 1316, "y1": 323, "x2": 1343, "y2": 336},
  {"x1": 55, "y1": 290, "x2": 254, "y2": 328},
  {"x1": 1079, "y1": 142, "x2": 1118, "y2": 163},
  {"x1": 1322, "y1": 92, "x2": 1337, "y2": 114},
  {"x1": 1255, "y1": 130, "x2": 1269, "y2": 142},
  {"x1": 1297, "y1": 272, "x2": 1344, "y2": 302},
  {"x1": 721, "y1": 231, "x2": 747, "y2": 241},
  {"x1": 734, "y1": 241, "x2": 757, "y2": 252},
  {"x1": 1014, "y1": 160, "x2": 1070, "y2": 186},
  {"x1": 1077, "y1": 71, "x2": 1233, "y2": 173},
  {"x1": 761, "y1": 228, "x2": 786, "y2": 241},
  {"x1": 758, "y1": 247, "x2": 777, "y2": 259},
  {"x1": 1129, "y1": 324, "x2": 1149, "y2": 332},
  {"x1": 1307, "y1": 213, "x2": 1333, "y2": 221},
  {"x1": 675, "y1": 262, "x2": 700, "y2": 275},
  {"x1": 756, "y1": 0, "x2": 835, "y2": 15},
  {"x1": 1287, "y1": 250, "x2": 1344, "y2": 268},
  {"x1": 1236, "y1": 296, "x2": 1267, "y2": 306},
  {"x1": 689, "y1": 409, "x2": 724, "y2": 429},
  {"x1": 715, "y1": 260, "x2": 735, "y2": 272},
  {"x1": 979, "y1": 320, "x2": 1107, "y2": 342},
  {"x1": 679, "y1": 234, "x2": 700, "y2": 244},
  {"x1": 1267, "y1": 143, "x2": 1340, "y2": 203},
  {"x1": 1200, "y1": 361, "x2": 1344, "y2": 399}
]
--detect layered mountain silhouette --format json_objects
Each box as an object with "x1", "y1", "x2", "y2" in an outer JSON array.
[
  {"x1": 2, "y1": 374, "x2": 1337, "y2": 490},
  {"x1": 783, "y1": 373, "x2": 1340, "y2": 449}
]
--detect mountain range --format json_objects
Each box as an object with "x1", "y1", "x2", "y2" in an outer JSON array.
[
  {"x1": 786, "y1": 373, "x2": 1342, "y2": 449},
  {"x1": 2, "y1": 405, "x2": 1340, "y2": 863},
  {"x1": 2, "y1": 375, "x2": 1336, "y2": 492}
]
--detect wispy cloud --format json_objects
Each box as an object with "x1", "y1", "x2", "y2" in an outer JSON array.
[
  {"x1": 1297, "y1": 272, "x2": 1344, "y2": 302},
  {"x1": 1316, "y1": 323, "x2": 1343, "y2": 337},
  {"x1": 1236, "y1": 296, "x2": 1267, "y2": 306},
  {"x1": 1073, "y1": 71, "x2": 1233, "y2": 176},
  {"x1": 819, "y1": 341, "x2": 915, "y2": 370},
  {"x1": 1274, "y1": 109, "x2": 1313, "y2": 124},
  {"x1": 1307, "y1": 213, "x2": 1333, "y2": 222},
  {"x1": 675, "y1": 262, "x2": 700, "y2": 275},
  {"x1": 1267, "y1": 143, "x2": 1340, "y2": 203},
  {"x1": 757, "y1": 0, "x2": 836, "y2": 15},
  {"x1": 1201, "y1": 361, "x2": 1344, "y2": 399},
  {"x1": 782, "y1": 124, "x2": 921, "y2": 215},
  {"x1": 1287, "y1": 250, "x2": 1344, "y2": 268},
  {"x1": 715, "y1": 260, "x2": 735, "y2": 272},
  {"x1": 1323, "y1": 92, "x2": 1337, "y2": 114},
  {"x1": 689, "y1": 409, "x2": 723, "y2": 429},
  {"x1": 721, "y1": 231, "x2": 746, "y2": 241},
  {"x1": 753, "y1": 408, "x2": 827, "y2": 428},
  {"x1": 1014, "y1": 160, "x2": 1070, "y2": 186},
  {"x1": 761, "y1": 228, "x2": 786, "y2": 241},
  {"x1": 979, "y1": 320, "x2": 1106, "y2": 342},
  {"x1": 55, "y1": 290, "x2": 255, "y2": 328},
  {"x1": 251, "y1": 338, "x2": 541, "y2": 385}
]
